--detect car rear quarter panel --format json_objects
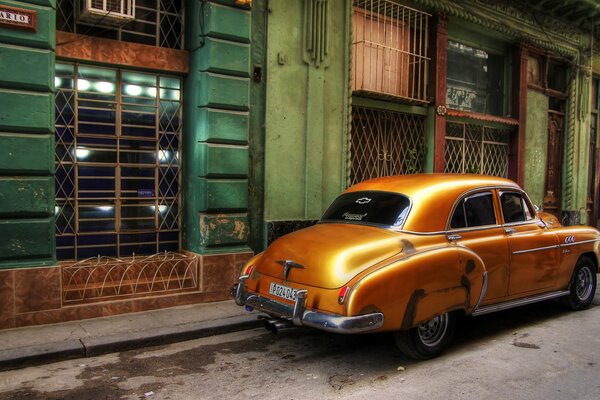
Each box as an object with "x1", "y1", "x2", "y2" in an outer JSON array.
[{"x1": 345, "y1": 244, "x2": 486, "y2": 332}]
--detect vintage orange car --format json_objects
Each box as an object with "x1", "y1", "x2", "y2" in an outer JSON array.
[{"x1": 232, "y1": 174, "x2": 599, "y2": 359}]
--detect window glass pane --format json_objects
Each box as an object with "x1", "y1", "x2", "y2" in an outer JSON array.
[
  {"x1": 78, "y1": 234, "x2": 118, "y2": 258},
  {"x1": 78, "y1": 204, "x2": 116, "y2": 232},
  {"x1": 464, "y1": 193, "x2": 496, "y2": 227},
  {"x1": 501, "y1": 192, "x2": 534, "y2": 223},
  {"x1": 450, "y1": 203, "x2": 466, "y2": 229},
  {"x1": 547, "y1": 61, "x2": 567, "y2": 93},
  {"x1": 446, "y1": 41, "x2": 505, "y2": 116},
  {"x1": 321, "y1": 191, "x2": 411, "y2": 228},
  {"x1": 121, "y1": 202, "x2": 156, "y2": 230},
  {"x1": 160, "y1": 76, "x2": 181, "y2": 90}
]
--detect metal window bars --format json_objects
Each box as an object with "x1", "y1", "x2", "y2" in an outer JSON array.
[
  {"x1": 57, "y1": 0, "x2": 184, "y2": 50},
  {"x1": 444, "y1": 122, "x2": 510, "y2": 177},
  {"x1": 350, "y1": 106, "x2": 427, "y2": 185},
  {"x1": 54, "y1": 63, "x2": 182, "y2": 261},
  {"x1": 352, "y1": 0, "x2": 430, "y2": 103}
]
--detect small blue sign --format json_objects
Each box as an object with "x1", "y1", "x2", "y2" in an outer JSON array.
[{"x1": 138, "y1": 189, "x2": 155, "y2": 197}]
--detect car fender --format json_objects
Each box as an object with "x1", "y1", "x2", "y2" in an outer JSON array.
[
  {"x1": 454, "y1": 245, "x2": 487, "y2": 314},
  {"x1": 346, "y1": 244, "x2": 487, "y2": 332}
]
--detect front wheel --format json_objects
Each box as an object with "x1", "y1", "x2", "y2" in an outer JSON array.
[
  {"x1": 561, "y1": 256, "x2": 597, "y2": 311},
  {"x1": 393, "y1": 312, "x2": 456, "y2": 360}
]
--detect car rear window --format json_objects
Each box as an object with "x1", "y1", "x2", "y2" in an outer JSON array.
[{"x1": 320, "y1": 191, "x2": 411, "y2": 228}]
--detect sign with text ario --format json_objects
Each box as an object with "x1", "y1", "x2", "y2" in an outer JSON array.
[{"x1": 0, "y1": 5, "x2": 36, "y2": 32}]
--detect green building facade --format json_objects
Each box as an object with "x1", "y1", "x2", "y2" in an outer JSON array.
[
  {"x1": 0, "y1": 0, "x2": 258, "y2": 329},
  {"x1": 2, "y1": 0, "x2": 600, "y2": 329},
  {"x1": 261, "y1": 0, "x2": 600, "y2": 236}
]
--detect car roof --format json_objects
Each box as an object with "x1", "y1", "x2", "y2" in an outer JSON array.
[{"x1": 345, "y1": 173, "x2": 521, "y2": 232}]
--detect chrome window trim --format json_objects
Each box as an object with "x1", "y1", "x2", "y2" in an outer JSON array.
[
  {"x1": 502, "y1": 220, "x2": 540, "y2": 228},
  {"x1": 445, "y1": 224, "x2": 503, "y2": 234}
]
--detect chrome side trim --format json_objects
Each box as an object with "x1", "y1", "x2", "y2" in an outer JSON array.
[
  {"x1": 233, "y1": 281, "x2": 384, "y2": 334},
  {"x1": 512, "y1": 245, "x2": 560, "y2": 255},
  {"x1": 471, "y1": 290, "x2": 570, "y2": 317},
  {"x1": 472, "y1": 271, "x2": 488, "y2": 312},
  {"x1": 560, "y1": 239, "x2": 600, "y2": 247}
]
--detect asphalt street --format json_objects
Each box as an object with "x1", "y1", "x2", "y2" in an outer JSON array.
[{"x1": 0, "y1": 290, "x2": 599, "y2": 400}]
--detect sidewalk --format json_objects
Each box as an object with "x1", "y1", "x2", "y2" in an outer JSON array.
[{"x1": 0, "y1": 300, "x2": 264, "y2": 371}]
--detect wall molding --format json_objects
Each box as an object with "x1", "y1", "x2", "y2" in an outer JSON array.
[{"x1": 56, "y1": 31, "x2": 189, "y2": 73}]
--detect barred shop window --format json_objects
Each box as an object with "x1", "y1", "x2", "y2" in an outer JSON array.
[
  {"x1": 352, "y1": 0, "x2": 430, "y2": 104},
  {"x1": 57, "y1": 0, "x2": 184, "y2": 50},
  {"x1": 350, "y1": 107, "x2": 427, "y2": 185},
  {"x1": 446, "y1": 41, "x2": 505, "y2": 116},
  {"x1": 54, "y1": 63, "x2": 182, "y2": 260},
  {"x1": 444, "y1": 122, "x2": 510, "y2": 178}
]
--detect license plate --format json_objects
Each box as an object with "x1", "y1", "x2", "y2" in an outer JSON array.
[{"x1": 269, "y1": 282, "x2": 298, "y2": 301}]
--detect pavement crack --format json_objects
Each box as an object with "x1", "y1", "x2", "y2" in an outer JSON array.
[{"x1": 79, "y1": 338, "x2": 88, "y2": 357}]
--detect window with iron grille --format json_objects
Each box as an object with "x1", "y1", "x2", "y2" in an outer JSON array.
[
  {"x1": 350, "y1": 106, "x2": 427, "y2": 185},
  {"x1": 54, "y1": 63, "x2": 182, "y2": 260},
  {"x1": 352, "y1": 0, "x2": 430, "y2": 104},
  {"x1": 57, "y1": 0, "x2": 184, "y2": 50},
  {"x1": 444, "y1": 122, "x2": 510, "y2": 177}
]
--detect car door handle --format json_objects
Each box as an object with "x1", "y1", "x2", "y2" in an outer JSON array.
[
  {"x1": 504, "y1": 227, "x2": 516, "y2": 235},
  {"x1": 447, "y1": 233, "x2": 462, "y2": 241}
]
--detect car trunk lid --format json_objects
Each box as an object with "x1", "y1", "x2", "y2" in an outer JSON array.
[{"x1": 256, "y1": 223, "x2": 402, "y2": 289}]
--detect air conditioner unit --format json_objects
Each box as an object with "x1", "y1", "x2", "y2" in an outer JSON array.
[{"x1": 77, "y1": 0, "x2": 135, "y2": 26}]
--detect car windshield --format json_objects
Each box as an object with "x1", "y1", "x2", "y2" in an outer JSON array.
[{"x1": 320, "y1": 191, "x2": 411, "y2": 228}]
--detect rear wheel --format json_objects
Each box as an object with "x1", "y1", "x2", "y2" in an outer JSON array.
[
  {"x1": 562, "y1": 256, "x2": 597, "y2": 311},
  {"x1": 394, "y1": 312, "x2": 456, "y2": 360}
]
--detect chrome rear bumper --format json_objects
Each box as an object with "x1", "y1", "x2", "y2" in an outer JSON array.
[{"x1": 232, "y1": 277, "x2": 384, "y2": 334}]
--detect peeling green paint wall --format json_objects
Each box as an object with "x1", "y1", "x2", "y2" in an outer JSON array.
[
  {"x1": 523, "y1": 90, "x2": 548, "y2": 208},
  {"x1": 183, "y1": 0, "x2": 252, "y2": 254},
  {"x1": 0, "y1": 0, "x2": 56, "y2": 268},
  {"x1": 264, "y1": 0, "x2": 349, "y2": 222}
]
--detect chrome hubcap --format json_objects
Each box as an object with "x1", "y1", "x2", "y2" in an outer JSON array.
[
  {"x1": 417, "y1": 313, "x2": 449, "y2": 347},
  {"x1": 575, "y1": 266, "x2": 594, "y2": 302}
]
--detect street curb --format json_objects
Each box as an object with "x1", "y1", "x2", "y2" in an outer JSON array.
[
  {"x1": 0, "y1": 340, "x2": 85, "y2": 372},
  {"x1": 0, "y1": 314, "x2": 263, "y2": 371},
  {"x1": 81, "y1": 315, "x2": 264, "y2": 357}
]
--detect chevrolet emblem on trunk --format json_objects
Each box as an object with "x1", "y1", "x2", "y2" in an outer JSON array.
[{"x1": 276, "y1": 260, "x2": 305, "y2": 280}]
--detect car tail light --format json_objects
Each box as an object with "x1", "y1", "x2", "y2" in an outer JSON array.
[
  {"x1": 243, "y1": 264, "x2": 255, "y2": 277},
  {"x1": 338, "y1": 286, "x2": 350, "y2": 304}
]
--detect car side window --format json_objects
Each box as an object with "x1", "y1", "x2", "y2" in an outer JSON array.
[
  {"x1": 500, "y1": 192, "x2": 534, "y2": 223},
  {"x1": 450, "y1": 192, "x2": 496, "y2": 229}
]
